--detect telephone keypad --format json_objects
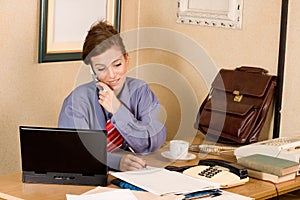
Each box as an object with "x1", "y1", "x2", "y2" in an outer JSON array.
[
  {"x1": 182, "y1": 164, "x2": 250, "y2": 188},
  {"x1": 198, "y1": 166, "x2": 224, "y2": 178}
]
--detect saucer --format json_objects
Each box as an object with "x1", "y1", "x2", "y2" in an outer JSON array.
[{"x1": 161, "y1": 151, "x2": 196, "y2": 161}]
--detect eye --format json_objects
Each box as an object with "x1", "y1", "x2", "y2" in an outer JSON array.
[
  {"x1": 113, "y1": 58, "x2": 123, "y2": 67},
  {"x1": 94, "y1": 64, "x2": 106, "y2": 72},
  {"x1": 114, "y1": 62, "x2": 122, "y2": 67},
  {"x1": 96, "y1": 67, "x2": 105, "y2": 71}
]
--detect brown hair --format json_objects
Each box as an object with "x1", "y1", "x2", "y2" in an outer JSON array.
[{"x1": 82, "y1": 20, "x2": 126, "y2": 65}]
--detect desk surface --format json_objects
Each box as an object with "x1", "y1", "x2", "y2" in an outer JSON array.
[{"x1": 1, "y1": 145, "x2": 300, "y2": 200}]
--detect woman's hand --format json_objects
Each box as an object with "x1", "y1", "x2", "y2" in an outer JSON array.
[
  {"x1": 97, "y1": 82, "x2": 121, "y2": 114},
  {"x1": 119, "y1": 154, "x2": 147, "y2": 171}
]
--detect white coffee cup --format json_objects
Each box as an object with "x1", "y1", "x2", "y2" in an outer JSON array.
[{"x1": 169, "y1": 140, "x2": 189, "y2": 159}]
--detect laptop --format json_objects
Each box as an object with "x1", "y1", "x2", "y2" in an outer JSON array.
[{"x1": 19, "y1": 126, "x2": 107, "y2": 186}]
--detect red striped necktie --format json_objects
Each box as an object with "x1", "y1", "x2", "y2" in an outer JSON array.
[{"x1": 106, "y1": 119, "x2": 124, "y2": 152}]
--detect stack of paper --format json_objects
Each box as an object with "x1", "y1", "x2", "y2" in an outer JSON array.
[
  {"x1": 66, "y1": 189, "x2": 138, "y2": 200},
  {"x1": 67, "y1": 187, "x2": 184, "y2": 200},
  {"x1": 66, "y1": 187, "x2": 253, "y2": 200},
  {"x1": 109, "y1": 166, "x2": 220, "y2": 195}
]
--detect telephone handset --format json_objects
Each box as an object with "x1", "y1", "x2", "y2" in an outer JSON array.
[
  {"x1": 182, "y1": 159, "x2": 249, "y2": 188},
  {"x1": 89, "y1": 66, "x2": 104, "y2": 91}
]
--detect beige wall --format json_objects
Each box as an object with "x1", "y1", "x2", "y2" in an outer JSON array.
[
  {"x1": 281, "y1": 0, "x2": 300, "y2": 137},
  {"x1": 0, "y1": 0, "x2": 299, "y2": 175},
  {"x1": 126, "y1": 0, "x2": 281, "y2": 141},
  {"x1": 0, "y1": 0, "x2": 81, "y2": 175}
]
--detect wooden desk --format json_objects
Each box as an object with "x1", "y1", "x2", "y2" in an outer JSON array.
[
  {"x1": 0, "y1": 173, "x2": 94, "y2": 200},
  {"x1": 143, "y1": 145, "x2": 300, "y2": 200},
  {"x1": 1, "y1": 147, "x2": 300, "y2": 200}
]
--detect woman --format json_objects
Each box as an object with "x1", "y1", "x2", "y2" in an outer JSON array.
[{"x1": 58, "y1": 21, "x2": 166, "y2": 171}]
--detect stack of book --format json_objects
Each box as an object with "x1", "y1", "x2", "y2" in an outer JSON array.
[{"x1": 237, "y1": 154, "x2": 299, "y2": 183}]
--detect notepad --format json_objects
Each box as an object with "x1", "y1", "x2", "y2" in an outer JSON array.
[{"x1": 109, "y1": 166, "x2": 220, "y2": 195}]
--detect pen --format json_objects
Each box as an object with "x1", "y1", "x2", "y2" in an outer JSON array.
[
  {"x1": 111, "y1": 178, "x2": 145, "y2": 191},
  {"x1": 128, "y1": 146, "x2": 136, "y2": 155},
  {"x1": 184, "y1": 189, "x2": 222, "y2": 200},
  {"x1": 128, "y1": 146, "x2": 147, "y2": 168}
]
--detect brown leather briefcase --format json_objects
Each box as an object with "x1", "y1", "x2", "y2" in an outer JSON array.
[{"x1": 196, "y1": 66, "x2": 277, "y2": 144}]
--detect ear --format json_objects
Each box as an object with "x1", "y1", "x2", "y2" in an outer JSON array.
[{"x1": 124, "y1": 53, "x2": 129, "y2": 64}]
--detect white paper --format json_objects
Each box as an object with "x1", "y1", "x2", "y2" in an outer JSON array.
[
  {"x1": 66, "y1": 189, "x2": 138, "y2": 200},
  {"x1": 0, "y1": 192, "x2": 24, "y2": 200},
  {"x1": 110, "y1": 166, "x2": 220, "y2": 195},
  {"x1": 82, "y1": 187, "x2": 185, "y2": 200}
]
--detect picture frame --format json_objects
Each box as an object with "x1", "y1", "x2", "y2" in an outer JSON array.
[
  {"x1": 177, "y1": 0, "x2": 243, "y2": 29},
  {"x1": 38, "y1": 0, "x2": 121, "y2": 63}
]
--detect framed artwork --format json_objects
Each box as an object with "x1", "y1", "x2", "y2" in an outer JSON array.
[
  {"x1": 177, "y1": 0, "x2": 243, "y2": 29},
  {"x1": 38, "y1": 0, "x2": 121, "y2": 63}
]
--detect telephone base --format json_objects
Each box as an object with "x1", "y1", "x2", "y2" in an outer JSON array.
[{"x1": 183, "y1": 165, "x2": 249, "y2": 188}]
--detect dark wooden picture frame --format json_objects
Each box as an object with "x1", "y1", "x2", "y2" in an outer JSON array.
[{"x1": 38, "y1": 0, "x2": 121, "y2": 63}]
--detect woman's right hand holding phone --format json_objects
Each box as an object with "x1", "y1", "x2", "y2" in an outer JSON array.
[{"x1": 97, "y1": 82, "x2": 122, "y2": 114}]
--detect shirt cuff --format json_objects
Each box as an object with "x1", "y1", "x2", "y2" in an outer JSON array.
[{"x1": 107, "y1": 152, "x2": 122, "y2": 171}]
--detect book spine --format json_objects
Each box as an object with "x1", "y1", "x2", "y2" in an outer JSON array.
[
  {"x1": 247, "y1": 169, "x2": 278, "y2": 182},
  {"x1": 237, "y1": 158, "x2": 283, "y2": 176},
  {"x1": 247, "y1": 169, "x2": 296, "y2": 184}
]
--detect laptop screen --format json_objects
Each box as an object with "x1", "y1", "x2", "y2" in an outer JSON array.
[{"x1": 19, "y1": 126, "x2": 107, "y2": 186}]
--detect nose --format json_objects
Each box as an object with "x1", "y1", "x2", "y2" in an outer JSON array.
[{"x1": 107, "y1": 65, "x2": 116, "y2": 78}]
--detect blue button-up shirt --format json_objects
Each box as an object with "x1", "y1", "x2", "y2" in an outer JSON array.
[{"x1": 58, "y1": 77, "x2": 166, "y2": 170}]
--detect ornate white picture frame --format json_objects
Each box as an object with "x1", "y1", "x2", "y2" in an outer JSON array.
[{"x1": 177, "y1": 0, "x2": 243, "y2": 29}]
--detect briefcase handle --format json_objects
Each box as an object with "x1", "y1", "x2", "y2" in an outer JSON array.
[{"x1": 236, "y1": 66, "x2": 268, "y2": 74}]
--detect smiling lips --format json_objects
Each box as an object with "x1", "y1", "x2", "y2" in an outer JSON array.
[{"x1": 108, "y1": 78, "x2": 120, "y2": 87}]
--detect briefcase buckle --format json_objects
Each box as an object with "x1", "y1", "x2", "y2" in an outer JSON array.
[{"x1": 233, "y1": 90, "x2": 243, "y2": 102}]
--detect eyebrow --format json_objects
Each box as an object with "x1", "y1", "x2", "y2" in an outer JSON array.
[
  {"x1": 94, "y1": 63, "x2": 106, "y2": 68},
  {"x1": 112, "y1": 58, "x2": 122, "y2": 63},
  {"x1": 94, "y1": 58, "x2": 122, "y2": 68}
]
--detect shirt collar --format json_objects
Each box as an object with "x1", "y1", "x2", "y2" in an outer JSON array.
[{"x1": 117, "y1": 77, "x2": 131, "y2": 108}]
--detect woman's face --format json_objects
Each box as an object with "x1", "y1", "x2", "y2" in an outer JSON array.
[{"x1": 91, "y1": 46, "x2": 128, "y2": 95}]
